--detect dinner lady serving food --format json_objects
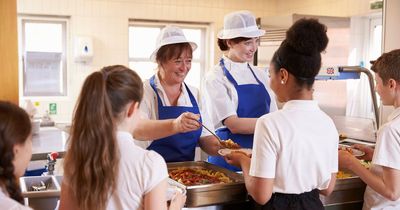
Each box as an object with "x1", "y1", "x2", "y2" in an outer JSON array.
[
  {"x1": 204, "y1": 10, "x2": 278, "y2": 171},
  {"x1": 133, "y1": 25, "x2": 221, "y2": 163}
]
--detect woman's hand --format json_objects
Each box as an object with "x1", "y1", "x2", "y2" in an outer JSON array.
[
  {"x1": 224, "y1": 152, "x2": 249, "y2": 168},
  {"x1": 168, "y1": 192, "x2": 186, "y2": 210},
  {"x1": 173, "y1": 112, "x2": 201, "y2": 133},
  {"x1": 352, "y1": 144, "x2": 374, "y2": 161}
]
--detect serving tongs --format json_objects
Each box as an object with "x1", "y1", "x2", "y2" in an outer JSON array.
[
  {"x1": 198, "y1": 121, "x2": 241, "y2": 149},
  {"x1": 199, "y1": 122, "x2": 223, "y2": 142}
]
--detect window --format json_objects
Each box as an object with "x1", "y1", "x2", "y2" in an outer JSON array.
[
  {"x1": 368, "y1": 17, "x2": 382, "y2": 67},
  {"x1": 128, "y1": 21, "x2": 208, "y2": 89},
  {"x1": 20, "y1": 18, "x2": 68, "y2": 97},
  {"x1": 367, "y1": 17, "x2": 382, "y2": 104}
]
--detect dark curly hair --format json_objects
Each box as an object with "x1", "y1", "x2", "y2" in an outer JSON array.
[
  {"x1": 0, "y1": 101, "x2": 32, "y2": 204},
  {"x1": 271, "y1": 18, "x2": 329, "y2": 89},
  {"x1": 371, "y1": 49, "x2": 400, "y2": 85}
]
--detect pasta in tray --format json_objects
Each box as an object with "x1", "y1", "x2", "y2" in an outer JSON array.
[{"x1": 168, "y1": 167, "x2": 233, "y2": 186}]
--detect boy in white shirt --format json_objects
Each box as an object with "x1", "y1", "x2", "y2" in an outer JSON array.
[{"x1": 339, "y1": 49, "x2": 400, "y2": 210}]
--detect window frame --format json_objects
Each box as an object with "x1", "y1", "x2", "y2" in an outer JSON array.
[
  {"x1": 128, "y1": 20, "x2": 211, "y2": 90},
  {"x1": 19, "y1": 16, "x2": 68, "y2": 98}
]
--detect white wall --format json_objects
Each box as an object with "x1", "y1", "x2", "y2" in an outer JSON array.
[
  {"x1": 275, "y1": 0, "x2": 372, "y2": 17},
  {"x1": 17, "y1": 0, "x2": 276, "y2": 122},
  {"x1": 17, "y1": 0, "x2": 374, "y2": 123}
]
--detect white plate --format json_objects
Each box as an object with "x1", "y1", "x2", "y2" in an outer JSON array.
[
  {"x1": 166, "y1": 178, "x2": 186, "y2": 201},
  {"x1": 218, "y1": 148, "x2": 252, "y2": 157},
  {"x1": 339, "y1": 144, "x2": 365, "y2": 157}
]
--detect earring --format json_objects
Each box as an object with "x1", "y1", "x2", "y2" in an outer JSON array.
[{"x1": 281, "y1": 80, "x2": 285, "y2": 84}]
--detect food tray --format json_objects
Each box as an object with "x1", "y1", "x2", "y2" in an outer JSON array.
[{"x1": 167, "y1": 161, "x2": 247, "y2": 207}]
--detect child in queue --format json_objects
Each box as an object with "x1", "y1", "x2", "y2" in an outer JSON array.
[
  {"x1": 59, "y1": 65, "x2": 185, "y2": 210},
  {"x1": 0, "y1": 101, "x2": 33, "y2": 210},
  {"x1": 224, "y1": 18, "x2": 338, "y2": 210},
  {"x1": 339, "y1": 49, "x2": 400, "y2": 210}
]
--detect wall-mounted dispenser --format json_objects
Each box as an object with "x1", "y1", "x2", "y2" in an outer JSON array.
[{"x1": 74, "y1": 36, "x2": 93, "y2": 63}]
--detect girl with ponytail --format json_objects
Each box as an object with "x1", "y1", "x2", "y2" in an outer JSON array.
[
  {"x1": 59, "y1": 65, "x2": 185, "y2": 210},
  {"x1": 225, "y1": 18, "x2": 338, "y2": 210},
  {"x1": 0, "y1": 101, "x2": 33, "y2": 210}
]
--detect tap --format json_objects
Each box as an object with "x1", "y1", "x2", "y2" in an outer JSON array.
[{"x1": 45, "y1": 152, "x2": 59, "y2": 175}]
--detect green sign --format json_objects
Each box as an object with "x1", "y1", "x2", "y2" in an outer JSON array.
[
  {"x1": 370, "y1": 1, "x2": 383, "y2": 9},
  {"x1": 49, "y1": 103, "x2": 57, "y2": 115}
]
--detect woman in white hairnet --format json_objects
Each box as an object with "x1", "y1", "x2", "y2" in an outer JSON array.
[
  {"x1": 204, "y1": 11, "x2": 278, "y2": 171},
  {"x1": 133, "y1": 25, "x2": 221, "y2": 163}
]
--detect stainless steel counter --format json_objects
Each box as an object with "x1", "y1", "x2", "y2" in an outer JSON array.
[
  {"x1": 193, "y1": 176, "x2": 367, "y2": 210},
  {"x1": 29, "y1": 129, "x2": 368, "y2": 209},
  {"x1": 31, "y1": 127, "x2": 68, "y2": 161},
  {"x1": 321, "y1": 176, "x2": 366, "y2": 210}
]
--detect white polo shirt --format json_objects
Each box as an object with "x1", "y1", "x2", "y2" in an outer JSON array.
[
  {"x1": 136, "y1": 74, "x2": 214, "y2": 149},
  {"x1": 107, "y1": 131, "x2": 168, "y2": 210},
  {"x1": 0, "y1": 188, "x2": 32, "y2": 210},
  {"x1": 249, "y1": 100, "x2": 338, "y2": 194},
  {"x1": 203, "y1": 55, "x2": 278, "y2": 129},
  {"x1": 363, "y1": 107, "x2": 400, "y2": 210}
]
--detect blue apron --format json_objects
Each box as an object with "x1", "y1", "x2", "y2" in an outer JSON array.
[
  {"x1": 208, "y1": 59, "x2": 271, "y2": 171},
  {"x1": 147, "y1": 75, "x2": 202, "y2": 162}
]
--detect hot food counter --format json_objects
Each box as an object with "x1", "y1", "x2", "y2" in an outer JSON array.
[
  {"x1": 20, "y1": 160, "x2": 367, "y2": 210},
  {"x1": 167, "y1": 161, "x2": 367, "y2": 210}
]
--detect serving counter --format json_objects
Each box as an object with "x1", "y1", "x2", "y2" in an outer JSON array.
[
  {"x1": 27, "y1": 127, "x2": 369, "y2": 210},
  {"x1": 322, "y1": 176, "x2": 366, "y2": 210},
  {"x1": 167, "y1": 161, "x2": 367, "y2": 210}
]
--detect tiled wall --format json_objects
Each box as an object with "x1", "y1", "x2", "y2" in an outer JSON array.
[
  {"x1": 16, "y1": 0, "x2": 373, "y2": 122},
  {"x1": 17, "y1": 0, "x2": 277, "y2": 122},
  {"x1": 275, "y1": 0, "x2": 372, "y2": 17}
]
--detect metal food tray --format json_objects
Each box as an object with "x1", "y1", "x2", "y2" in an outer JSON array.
[{"x1": 167, "y1": 161, "x2": 247, "y2": 207}]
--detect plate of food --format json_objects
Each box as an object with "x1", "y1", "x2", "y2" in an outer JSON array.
[
  {"x1": 220, "y1": 139, "x2": 241, "y2": 149},
  {"x1": 218, "y1": 148, "x2": 252, "y2": 157},
  {"x1": 339, "y1": 144, "x2": 365, "y2": 157}
]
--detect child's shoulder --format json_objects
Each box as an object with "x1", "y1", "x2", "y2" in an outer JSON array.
[
  {"x1": 384, "y1": 114, "x2": 400, "y2": 128},
  {"x1": 379, "y1": 117, "x2": 400, "y2": 139}
]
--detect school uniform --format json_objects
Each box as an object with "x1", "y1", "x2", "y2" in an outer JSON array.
[
  {"x1": 204, "y1": 56, "x2": 277, "y2": 171},
  {"x1": 363, "y1": 107, "x2": 400, "y2": 210},
  {"x1": 250, "y1": 100, "x2": 338, "y2": 209},
  {"x1": 107, "y1": 131, "x2": 168, "y2": 210},
  {"x1": 0, "y1": 188, "x2": 32, "y2": 210},
  {"x1": 136, "y1": 74, "x2": 214, "y2": 162}
]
